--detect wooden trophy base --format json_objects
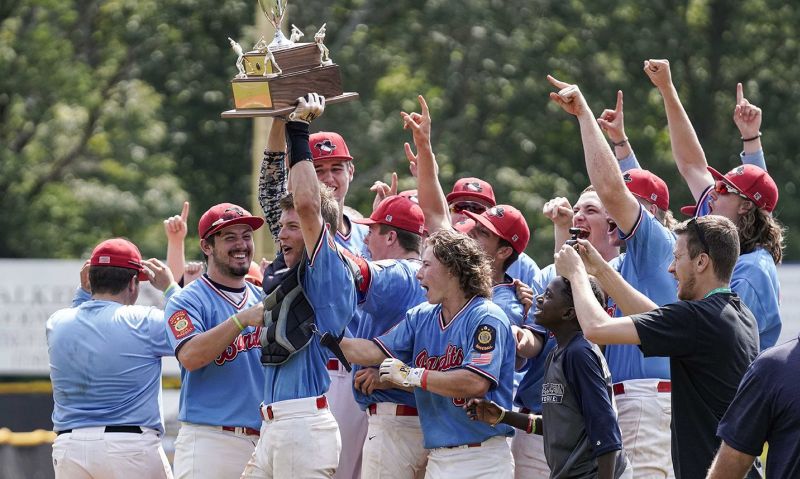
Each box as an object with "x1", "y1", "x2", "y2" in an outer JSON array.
[
  {"x1": 222, "y1": 92, "x2": 359, "y2": 118},
  {"x1": 223, "y1": 42, "x2": 358, "y2": 119}
]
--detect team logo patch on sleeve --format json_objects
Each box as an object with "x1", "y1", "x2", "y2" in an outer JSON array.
[
  {"x1": 168, "y1": 310, "x2": 195, "y2": 340},
  {"x1": 473, "y1": 324, "x2": 496, "y2": 352}
]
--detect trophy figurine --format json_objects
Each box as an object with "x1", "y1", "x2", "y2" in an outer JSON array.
[
  {"x1": 314, "y1": 23, "x2": 333, "y2": 66},
  {"x1": 290, "y1": 24, "x2": 304, "y2": 43},
  {"x1": 222, "y1": 0, "x2": 358, "y2": 118}
]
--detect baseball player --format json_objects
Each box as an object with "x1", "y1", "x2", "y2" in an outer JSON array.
[
  {"x1": 165, "y1": 203, "x2": 267, "y2": 478},
  {"x1": 241, "y1": 93, "x2": 357, "y2": 478},
  {"x1": 48, "y1": 238, "x2": 178, "y2": 478},
  {"x1": 258, "y1": 118, "x2": 369, "y2": 479},
  {"x1": 549, "y1": 77, "x2": 678, "y2": 478},
  {"x1": 643, "y1": 60, "x2": 783, "y2": 350},
  {"x1": 349, "y1": 195, "x2": 429, "y2": 479},
  {"x1": 446, "y1": 176, "x2": 540, "y2": 287},
  {"x1": 339, "y1": 229, "x2": 516, "y2": 479}
]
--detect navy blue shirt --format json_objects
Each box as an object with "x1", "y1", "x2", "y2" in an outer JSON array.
[{"x1": 718, "y1": 335, "x2": 800, "y2": 479}]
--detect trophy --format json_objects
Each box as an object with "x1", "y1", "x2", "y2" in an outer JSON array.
[{"x1": 221, "y1": 0, "x2": 358, "y2": 118}]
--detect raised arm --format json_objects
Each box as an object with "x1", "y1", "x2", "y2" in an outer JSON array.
[
  {"x1": 548, "y1": 76, "x2": 640, "y2": 234},
  {"x1": 164, "y1": 201, "x2": 189, "y2": 282},
  {"x1": 286, "y1": 94, "x2": 326, "y2": 253},
  {"x1": 732, "y1": 82, "x2": 766, "y2": 168},
  {"x1": 258, "y1": 118, "x2": 288, "y2": 242},
  {"x1": 574, "y1": 239, "x2": 658, "y2": 315},
  {"x1": 644, "y1": 59, "x2": 713, "y2": 200},
  {"x1": 542, "y1": 196, "x2": 574, "y2": 252},
  {"x1": 401, "y1": 95, "x2": 450, "y2": 234},
  {"x1": 554, "y1": 244, "x2": 640, "y2": 345}
]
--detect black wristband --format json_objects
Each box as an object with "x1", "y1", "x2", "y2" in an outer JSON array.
[
  {"x1": 611, "y1": 137, "x2": 628, "y2": 147},
  {"x1": 741, "y1": 132, "x2": 761, "y2": 142},
  {"x1": 285, "y1": 121, "x2": 312, "y2": 168}
]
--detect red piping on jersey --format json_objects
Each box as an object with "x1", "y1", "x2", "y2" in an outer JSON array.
[
  {"x1": 463, "y1": 364, "x2": 498, "y2": 388},
  {"x1": 439, "y1": 296, "x2": 479, "y2": 331},
  {"x1": 200, "y1": 276, "x2": 250, "y2": 310}
]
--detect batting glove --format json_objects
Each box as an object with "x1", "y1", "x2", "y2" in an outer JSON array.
[
  {"x1": 379, "y1": 358, "x2": 424, "y2": 387},
  {"x1": 288, "y1": 93, "x2": 325, "y2": 124}
]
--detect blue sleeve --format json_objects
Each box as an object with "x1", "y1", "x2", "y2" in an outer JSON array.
[
  {"x1": 694, "y1": 185, "x2": 714, "y2": 218},
  {"x1": 619, "y1": 206, "x2": 677, "y2": 295},
  {"x1": 741, "y1": 149, "x2": 766, "y2": 170},
  {"x1": 373, "y1": 311, "x2": 416, "y2": 364},
  {"x1": 361, "y1": 260, "x2": 419, "y2": 316},
  {"x1": 507, "y1": 253, "x2": 540, "y2": 288},
  {"x1": 617, "y1": 152, "x2": 641, "y2": 172},
  {"x1": 164, "y1": 289, "x2": 206, "y2": 352},
  {"x1": 534, "y1": 264, "x2": 556, "y2": 294},
  {"x1": 717, "y1": 357, "x2": 771, "y2": 456},
  {"x1": 564, "y1": 345, "x2": 623, "y2": 457},
  {"x1": 71, "y1": 287, "x2": 91, "y2": 307},
  {"x1": 730, "y1": 261, "x2": 781, "y2": 350},
  {"x1": 146, "y1": 307, "x2": 174, "y2": 358},
  {"x1": 305, "y1": 226, "x2": 357, "y2": 336},
  {"x1": 461, "y1": 313, "x2": 513, "y2": 390}
]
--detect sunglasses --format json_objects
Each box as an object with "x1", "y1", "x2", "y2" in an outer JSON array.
[
  {"x1": 688, "y1": 217, "x2": 709, "y2": 254},
  {"x1": 714, "y1": 181, "x2": 749, "y2": 200},
  {"x1": 450, "y1": 201, "x2": 487, "y2": 215}
]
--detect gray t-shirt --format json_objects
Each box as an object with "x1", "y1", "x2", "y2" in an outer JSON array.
[{"x1": 542, "y1": 332, "x2": 629, "y2": 478}]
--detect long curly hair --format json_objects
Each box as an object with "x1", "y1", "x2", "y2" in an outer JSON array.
[
  {"x1": 737, "y1": 206, "x2": 785, "y2": 264},
  {"x1": 426, "y1": 229, "x2": 492, "y2": 299}
]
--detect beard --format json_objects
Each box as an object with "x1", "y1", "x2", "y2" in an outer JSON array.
[
  {"x1": 677, "y1": 270, "x2": 697, "y2": 301},
  {"x1": 211, "y1": 248, "x2": 250, "y2": 278}
]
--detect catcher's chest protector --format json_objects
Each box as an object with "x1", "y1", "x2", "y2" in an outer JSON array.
[{"x1": 259, "y1": 258, "x2": 316, "y2": 365}]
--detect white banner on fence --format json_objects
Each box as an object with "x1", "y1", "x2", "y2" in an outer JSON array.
[{"x1": 0, "y1": 259, "x2": 181, "y2": 376}]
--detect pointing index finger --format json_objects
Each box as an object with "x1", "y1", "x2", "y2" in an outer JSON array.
[
  {"x1": 736, "y1": 82, "x2": 744, "y2": 104},
  {"x1": 180, "y1": 201, "x2": 190, "y2": 222},
  {"x1": 417, "y1": 95, "x2": 429, "y2": 118},
  {"x1": 615, "y1": 90, "x2": 624, "y2": 112},
  {"x1": 546, "y1": 74, "x2": 570, "y2": 90}
]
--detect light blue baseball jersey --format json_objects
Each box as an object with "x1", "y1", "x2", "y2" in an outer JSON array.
[
  {"x1": 165, "y1": 275, "x2": 265, "y2": 430},
  {"x1": 493, "y1": 275, "x2": 528, "y2": 391},
  {"x1": 373, "y1": 296, "x2": 515, "y2": 449},
  {"x1": 263, "y1": 226, "x2": 356, "y2": 404},
  {"x1": 605, "y1": 206, "x2": 674, "y2": 382},
  {"x1": 688, "y1": 153, "x2": 780, "y2": 350},
  {"x1": 48, "y1": 290, "x2": 178, "y2": 434},
  {"x1": 731, "y1": 248, "x2": 781, "y2": 350},
  {"x1": 491, "y1": 275, "x2": 525, "y2": 328},
  {"x1": 617, "y1": 149, "x2": 765, "y2": 175},
  {"x1": 506, "y1": 252, "x2": 541, "y2": 290},
  {"x1": 335, "y1": 212, "x2": 369, "y2": 336},
  {"x1": 353, "y1": 258, "x2": 427, "y2": 410}
]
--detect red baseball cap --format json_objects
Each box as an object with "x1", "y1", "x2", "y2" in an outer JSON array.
[
  {"x1": 309, "y1": 132, "x2": 353, "y2": 162},
  {"x1": 453, "y1": 218, "x2": 476, "y2": 234},
  {"x1": 708, "y1": 164, "x2": 778, "y2": 212},
  {"x1": 446, "y1": 177, "x2": 496, "y2": 206},
  {"x1": 465, "y1": 204, "x2": 530, "y2": 253},
  {"x1": 198, "y1": 203, "x2": 264, "y2": 239},
  {"x1": 353, "y1": 196, "x2": 426, "y2": 235},
  {"x1": 90, "y1": 238, "x2": 149, "y2": 281},
  {"x1": 623, "y1": 169, "x2": 669, "y2": 211}
]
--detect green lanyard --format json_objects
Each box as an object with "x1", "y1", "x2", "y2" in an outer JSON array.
[{"x1": 704, "y1": 287, "x2": 732, "y2": 298}]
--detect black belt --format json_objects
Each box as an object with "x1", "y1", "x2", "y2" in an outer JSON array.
[{"x1": 57, "y1": 425, "x2": 143, "y2": 436}]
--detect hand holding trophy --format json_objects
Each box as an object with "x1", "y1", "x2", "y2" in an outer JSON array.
[{"x1": 222, "y1": 0, "x2": 358, "y2": 118}]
